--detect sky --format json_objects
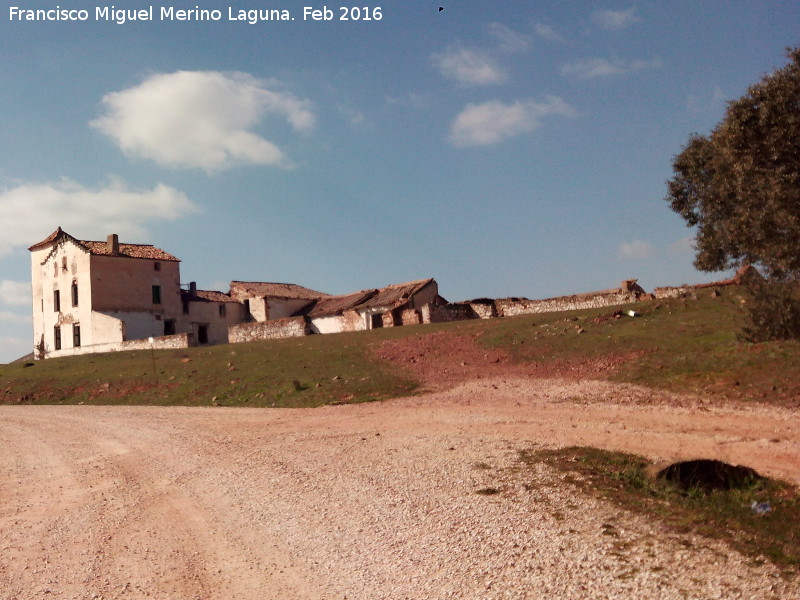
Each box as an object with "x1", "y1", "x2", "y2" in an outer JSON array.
[{"x1": 0, "y1": 1, "x2": 798, "y2": 362}]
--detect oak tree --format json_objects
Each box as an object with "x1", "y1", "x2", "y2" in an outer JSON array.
[{"x1": 666, "y1": 47, "x2": 800, "y2": 281}]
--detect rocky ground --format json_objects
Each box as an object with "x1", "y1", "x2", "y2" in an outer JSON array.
[{"x1": 1, "y1": 334, "x2": 799, "y2": 599}]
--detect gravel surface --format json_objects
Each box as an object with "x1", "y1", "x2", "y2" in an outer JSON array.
[{"x1": 1, "y1": 377, "x2": 798, "y2": 599}]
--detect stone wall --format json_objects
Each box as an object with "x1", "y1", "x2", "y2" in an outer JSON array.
[
  {"x1": 120, "y1": 334, "x2": 191, "y2": 351},
  {"x1": 495, "y1": 289, "x2": 642, "y2": 318},
  {"x1": 430, "y1": 303, "x2": 478, "y2": 323},
  {"x1": 653, "y1": 286, "x2": 694, "y2": 300},
  {"x1": 400, "y1": 308, "x2": 422, "y2": 325},
  {"x1": 468, "y1": 299, "x2": 497, "y2": 319},
  {"x1": 44, "y1": 333, "x2": 190, "y2": 359},
  {"x1": 228, "y1": 316, "x2": 309, "y2": 343},
  {"x1": 653, "y1": 266, "x2": 763, "y2": 299}
]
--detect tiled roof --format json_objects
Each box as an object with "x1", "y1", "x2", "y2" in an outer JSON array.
[
  {"x1": 298, "y1": 278, "x2": 436, "y2": 318},
  {"x1": 229, "y1": 281, "x2": 329, "y2": 301},
  {"x1": 303, "y1": 289, "x2": 378, "y2": 318},
  {"x1": 182, "y1": 289, "x2": 238, "y2": 303},
  {"x1": 28, "y1": 227, "x2": 180, "y2": 261},
  {"x1": 80, "y1": 240, "x2": 180, "y2": 261},
  {"x1": 28, "y1": 227, "x2": 68, "y2": 250},
  {"x1": 358, "y1": 278, "x2": 435, "y2": 309}
]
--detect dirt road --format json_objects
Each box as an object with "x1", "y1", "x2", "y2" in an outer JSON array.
[{"x1": 1, "y1": 377, "x2": 798, "y2": 599}]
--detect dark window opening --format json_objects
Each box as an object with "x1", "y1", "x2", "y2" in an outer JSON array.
[
  {"x1": 53, "y1": 290, "x2": 61, "y2": 312},
  {"x1": 371, "y1": 313, "x2": 384, "y2": 329},
  {"x1": 152, "y1": 285, "x2": 161, "y2": 305},
  {"x1": 71, "y1": 281, "x2": 79, "y2": 307},
  {"x1": 218, "y1": 304, "x2": 227, "y2": 317},
  {"x1": 198, "y1": 325, "x2": 209, "y2": 344},
  {"x1": 73, "y1": 324, "x2": 81, "y2": 347},
  {"x1": 154, "y1": 262, "x2": 161, "y2": 271},
  {"x1": 54, "y1": 326, "x2": 61, "y2": 350},
  {"x1": 243, "y1": 299, "x2": 252, "y2": 319},
  {"x1": 61, "y1": 256, "x2": 68, "y2": 272},
  {"x1": 164, "y1": 319, "x2": 176, "y2": 336},
  {"x1": 182, "y1": 301, "x2": 190, "y2": 315}
]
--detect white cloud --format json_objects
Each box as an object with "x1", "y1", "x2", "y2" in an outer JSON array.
[
  {"x1": 561, "y1": 57, "x2": 661, "y2": 79},
  {"x1": 449, "y1": 96, "x2": 576, "y2": 147},
  {"x1": 592, "y1": 8, "x2": 640, "y2": 31},
  {"x1": 533, "y1": 23, "x2": 565, "y2": 43},
  {"x1": 0, "y1": 281, "x2": 31, "y2": 306},
  {"x1": 92, "y1": 70, "x2": 315, "y2": 172},
  {"x1": 432, "y1": 46, "x2": 507, "y2": 85},
  {"x1": 0, "y1": 178, "x2": 197, "y2": 257},
  {"x1": 669, "y1": 236, "x2": 695, "y2": 255},
  {"x1": 487, "y1": 23, "x2": 530, "y2": 52},
  {"x1": 618, "y1": 240, "x2": 655, "y2": 260}
]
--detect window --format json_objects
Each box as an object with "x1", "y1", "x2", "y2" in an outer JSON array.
[
  {"x1": 182, "y1": 301, "x2": 190, "y2": 315},
  {"x1": 54, "y1": 326, "x2": 61, "y2": 350},
  {"x1": 198, "y1": 325, "x2": 209, "y2": 344},
  {"x1": 73, "y1": 324, "x2": 81, "y2": 347},
  {"x1": 152, "y1": 285, "x2": 161, "y2": 305},
  {"x1": 218, "y1": 304, "x2": 227, "y2": 317},
  {"x1": 154, "y1": 262, "x2": 161, "y2": 271},
  {"x1": 61, "y1": 256, "x2": 67, "y2": 272},
  {"x1": 71, "y1": 281, "x2": 79, "y2": 307},
  {"x1": 164, "y1": 319, "x2": 176, "y2": 336},
  {"x1": 53, "y1": 290, "x2": 61, "y2": 312}
]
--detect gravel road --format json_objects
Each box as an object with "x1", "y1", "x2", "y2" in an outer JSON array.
[{"x1": 1, "y1": 378, "x2": 798, "y2": 599}]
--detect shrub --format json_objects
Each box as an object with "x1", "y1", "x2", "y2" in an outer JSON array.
[{"x1": 741, "y1": 279, "x2": 800, "y2": 342}]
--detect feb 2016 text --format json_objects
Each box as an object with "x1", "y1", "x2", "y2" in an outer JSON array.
[{"x1": 6, "y1": 6, "x2": 384, "y2": 24}]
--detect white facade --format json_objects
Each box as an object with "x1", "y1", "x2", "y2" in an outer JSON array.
[{"x1": 29, "y1": 229, "x2": 237, "y2": 358}]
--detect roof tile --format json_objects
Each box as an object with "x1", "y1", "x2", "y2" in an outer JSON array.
[
  {"x1": 229, "y1": 281, "x2": 329, "y2": 301},
  {"x1": 28, "y1": 227, "x2": 179, "y2": 261}
]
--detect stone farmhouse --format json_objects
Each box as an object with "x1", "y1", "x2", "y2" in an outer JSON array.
[{"x1": 29, "y1": 228, "x2": 442, "y2": 359}]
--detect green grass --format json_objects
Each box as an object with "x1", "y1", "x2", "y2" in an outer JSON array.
[
  {"x1": 0, "y1": 327, "x2": 421, "y2": 407},
  {"x1": 479, "y1": 289, "x2": 800, "y2": 404},
  {"x1": 521, "y1": 446, "x2": 800, "y2": 573}
]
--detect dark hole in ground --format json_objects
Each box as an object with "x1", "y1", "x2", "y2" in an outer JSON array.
[{"x1": 656, "y1": 459, "x2": 764, "y2": 492}]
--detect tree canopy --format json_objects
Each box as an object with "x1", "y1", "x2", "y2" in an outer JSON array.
[{"x1": 666, "y1": 48, "x2": 800, "y2": 280}]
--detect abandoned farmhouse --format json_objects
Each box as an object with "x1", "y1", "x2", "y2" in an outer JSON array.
[
  {"x1": 29, "y1": 228, "x2": 761, "y2": 359},
  {"x1": 29, "y1": 228, "x2": 441, "y2": 359}
]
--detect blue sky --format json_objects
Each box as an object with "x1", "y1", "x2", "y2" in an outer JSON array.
[{"x1": 0, "y1": 1, "x2": 798, "y2": 362}]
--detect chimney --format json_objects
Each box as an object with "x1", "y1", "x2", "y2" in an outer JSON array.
[
  {"x1": 189, "y1": 281, "x2": 197, "y2": 298},
  {"x1": 107, "y1": 234, "x2": 119, "y2": 256}
]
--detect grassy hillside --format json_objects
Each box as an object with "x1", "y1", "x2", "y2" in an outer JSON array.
[
  {"x1": 0, "y1": 328, "x2": 422, "y2": 407},
  {"x1": 480, "y1": 288, "x2": 800, "y2": 404},
  {"x1": 1, "y1": 286, "x2": 798, "y2": 406}
]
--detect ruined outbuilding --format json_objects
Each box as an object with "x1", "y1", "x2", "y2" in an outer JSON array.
[{"x1": 29, "y1": 228, "x2": 442, "y2": 358}]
